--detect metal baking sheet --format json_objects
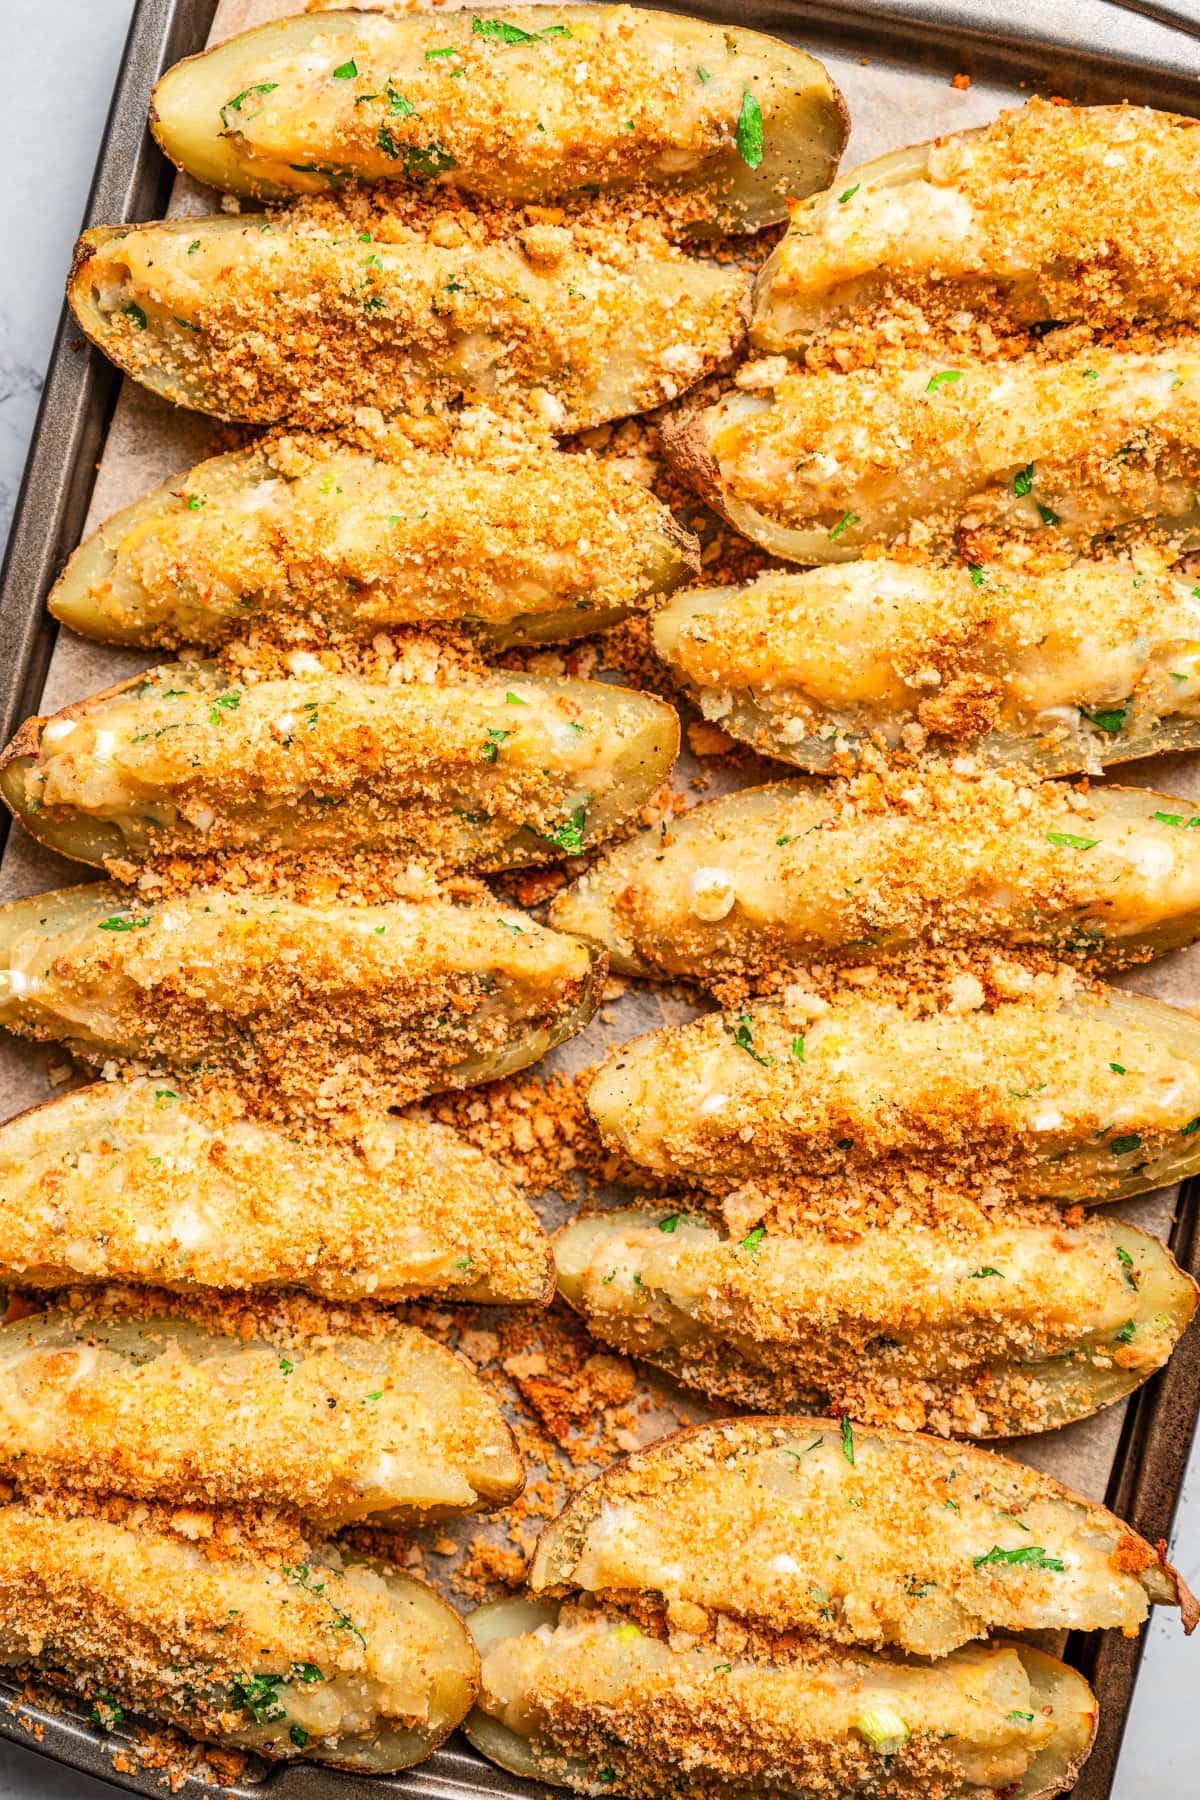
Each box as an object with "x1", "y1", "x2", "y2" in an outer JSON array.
[{"x1": 1, "y1": 1, "x2": 1199, "y2": 1796}]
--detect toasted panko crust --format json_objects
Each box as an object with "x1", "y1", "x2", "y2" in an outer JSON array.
[
  {"x1": 0, "y1": 885, "x2": 600, "y2": 1114},
  {"x1": 0, "y1": 1307, "x2": 520, "y2": 1528},
  {"x1": 551, "y1": 768, "x2": 1200, "y2": 984},
  {"x1": 758, "y1": 102, "x2": 1200, "y2": 349},
  {"x1": 555, "y1": 1207, "x2": 1195, "y2": 1436},
  {"x1": 586, "y1": 966, "x2": 1200, "y2": 1196},
  {"x1": 50, "y1": 434, "x2": 697, "y2": 649},
  {"x1": 0, "y1": 1080, "x2": 551, "y2": 1304}
]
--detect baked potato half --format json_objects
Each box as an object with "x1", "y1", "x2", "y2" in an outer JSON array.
[
  {"x1": 0, "y1": 1308, "x2": 521, "y2": 1530},
  {"x1": 151, "y1": 6, "x2": 847, "y2": 230},
  {"x1": 0, "y1": 665, "x2": 679, "y2": 874},
  {"x1": 652, "y1": 561, "x2": 1200, "y2": 775},
  {"x1": 529, "y1": 1417, "x2": 1196, "y2": 1650},
  {"x1": 0, "y1": 1079, "x2": 552, "y2": 1304},
  {"x1": 0, "y1": 884, "x2": 602, "y2": 1109},
  {"x1": 662, "y1": 348, "x2": 1200, "y2": 560},
  {"x1": 554, "y1": 1207, "x2": 1196, "y2": 1436},
  {"x1": 586, "y1": 978, "x2": 1200, "y2": 1201},
  {"x1": 464, "y1": 1597, "x2": 1097, "y2": 1799},
  {"x1": 46, "y1": 437, "x2": 697, "y2": 651},
  {"x1": 753, "y1": 101, "x2": 1200, "y2": 354},
  {"x1": 550, "y1": 774, "x2": 1200, "y2": 980},
  {"x1": 0, "y1": 1500, "x2": 477, "y2": 1769},
  {"x1": 67, "y1": 214, "x2": 749, "y2": 435}
]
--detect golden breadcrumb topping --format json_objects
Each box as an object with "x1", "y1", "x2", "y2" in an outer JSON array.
[
  {"x1": 73, "y1": 201, "x2": 748, "y2": 435},
  {"x1": 63, "y1": 433, "x2": 694, "y2": 647},
  {"x1": 761, "y1": 102, "x2": 1200, "y2": 348},
  {"x1": 0, "y1": 1079, "x2": 550, "y2": 1304},
  {"x1": 551, "y1": 766, "x2": 1200, "y2": 984},
  {"x1": 535, "y1": 1420, "x2": 1185, "y2": 1653},
  {"x1": 586, "y1": 963, "x2": 1200, "y2": 1195},
  {"x1": 479, "y1": 1600, "x2": 1057, "y2": 1798},
  {"x1": 685, "y1": 346, "x2": 1200, "y2": 549},
  {"x1": 0, "y1": 885, "x2": 599, "y2": 1114},
  {"x1": 560, "y1": 1206, "x2": 1190, "y2": 1436}
]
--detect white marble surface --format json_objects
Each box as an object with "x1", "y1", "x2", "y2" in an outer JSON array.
[{"x1": 0, "y1": 0, "x2": 1196, "y2": 1794}]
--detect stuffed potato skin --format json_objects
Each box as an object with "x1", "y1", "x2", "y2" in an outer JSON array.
[
  {"x1": 753, "y1": 101, "x2": 1200, "y2": 353},
  {"x1": 664, "y1": 348, "x2": 1200, "y2": 560},
  {"x1": 550, "y1": 775, "x2": 1200, "y2": 980},
  {"x1": 529, "y1": 1417, "x2": 1197, "y2": 1650},
  {"x1": 0, "y1": 1500, "x2": 478, "y2": 1769},
  {"x1": 151, "y1": 6, "x2": 848, "y2": 230},
  {"x1": 46, "y1": 438, "x2": 698, "y2": 651},
  {"x1": 0, "y1": 1079, "x2": 552, "y2": 1305},
  {"x1": 464, "y1": 1597, "x2": 1097, "y2": 1800},
  {"x1": 587, "y1": 979, "x2": 1200, "y2": 1201},
  {"x1": 0, "y1": 884, "x2": 602, "y2": 1111},
  {"x1": 0, "y1": 666, "x2": 679, "y2": 874},
  {"x1": 653, "y1": 562, "x2": 1200, "y2": 775},
  {"x1": 0, "y1": 1309, "x2": 521, "y2": 1529},
  {"x1": 553, "y1": 1207, "x2": 1197, "y2": 1436},
  {"x1": 68, "y1": 215, "x2": 749, "y2": 436}
]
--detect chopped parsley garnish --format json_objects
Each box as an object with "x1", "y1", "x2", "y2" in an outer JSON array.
[
  {"x1": 209, "y1": 691, "x2": 242, "y2": 725},
  {"x1": 155, "y1": 1088, "x2": 179, "y2": 1102},
  {"x1": 231, "y1": 1673, "x2": 287, "y2": 1725},
  {"x1": 278, "y1": 1356, "x2": 294, "y2": 1375},
  {"x1": 332, "y1": 59, "x2": 358, "y2": 79},
  {"x1": 658, "y1": 1214, "x2": 680, "y2": 1233},
  {"x1": 187, "y1": 239, "x2": 200, "y2": 254},
  {"x1": 1009, "y1": 1711, "x2": 1035, "y2": 1723},
  {"x1": 290, "y1": 1726, "x2": 308, "y2": 1749},
  {"x1": 967, "y1": 1266, "x2": 1004, "y2": 1279},
  {"x1": 1110, "y1": 1062, "x2": 1126, "y2": 1074},
  {"x1": 926, "y1": 370, "x2": 962, "y2": 392},
  {"x1": 284, "y1": 1563, "x2": 366, "y2": 1649},
  {"x1": 782, "y1": 1435, "x2": 824, "y2": 1463},
  {"x1": 1183, "y1": 1117, "x2": 1200, "y2": 1135},
  {"x1": 541, "y1": 800, "x2": 589, "y2": 856},
  {"x1": 1013, "y1": 462, "x2": 1035, "y2": 497},
  {"x1": 425, "y1": 46, "x2": 456, "y2": 60},
  {"x1": 967, "y1": 562, "x2": 986, "y2": 586},
  {"x1": 735, "y1": 89, "x2": 764, "y2": 170},
  {"x1": 1037, "y1": 501, "x2": 1061, "y2": 527},
  {"x1": 840, "y1": 1416, "x2": 855, "y2": 1466},
  {"x1": 505, "y1": 691, "x2": 527, "y2": 705},
  {"x1": 220, "y1": 82, "x2": 278, "y2": 128},
  {"x1": 1045, "y1": 830, "x2": 1098, "y2": 851},
  {"x1": 123, "y1": 301, "x2": 147, "y2": 330},
  {"x1": 739, "y1": 1224, "x2": 765, "y2": 1257},
  {"x1": 472, "y1": 16, "x2": 572, "y2": 44},
  {"x1": 1115, "y1": 1319, "x2": 1137, "y2": 1343},
  {"x1": 1080, "y1": 700, "x2": 1130, "y2": 734},
  {"x1": 1116, "y1": 1244, "x2": 1138, "y2": 1287},
  {"x1": 98, "y1": 914, "x2": 149, "y2": 931},
  {"x1": 838, "y1": 183, "x2": 859, "y2": 204},
  {"x1": 791, "y1": 1035, "x2": 806, "y2": 1061},
  {"x1": 729, "y1": 1013, "x2": 774, "y2": 1065},
  {"x1": 481, "y1": 727, "x2": 511, "y2": 763},
  {"x1": 828, "y1": 510, "x2": 859, "y2": 540},
  {"x1": 186, "y1": 494, "x2": 206, "y2": 510},
  {"x1": 697, "y1": 65, "x2": 713, "y2": 83},
  {"x1": 973, "y1": 1544, "x2": 1065, "y2": 1571},
  {"x1": 1153, "y1": 810, "x2": 1200, "y2": 828},
  {"x1": 1109, "y1": 1133, "x2": 1142, "y2": 1155}
]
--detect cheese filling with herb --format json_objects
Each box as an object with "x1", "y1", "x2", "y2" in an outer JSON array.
[
  {"x1": 753, "y1": 101, "x2": 1200, "y2": 351},
  {"x1": 151, "y1": 6, "x2": 846, "y2": 229},
  {"x1": 554, "y1": 1208, "x2": 1196, "y2": 1435},
  {"x1": 0, "y1": 1500, "x2": 477, "y2": 1770},
  {"x1": 0, "y1": 885, "x2": 601, "y2": 1113},
  {"x1": 47, "y1": 436, "x2": 697, "y2": 650},
  {"x1": 528, "y1": 1420, "x2": 1194, "y2": 1654},
  {"x1": 664, "y1": 348, "x2": 1200, "y2": 559},
  {"x1": 69, "y1": 211, "x2": 749, "y2": 436},
  {"x1": 551, "y1": 772, "x2": 1200, "y2": 978},
  {"x1": 587, "y1": 974, "x2": 1200, "y2": 1200},
  {"x1": 470, "y1": 1599, "x2": 1087, "y2": 1799},
  {"x1": 1, "y1": 666, "x2": 679, "y2": 874},
  {"x1": 0, "y1": 1080, "x2": 551, "y2": 1304},
  {"x1": 652, "y1": 560, "x2": 1200, "y2": 775},
  {"x1": 0, "y1": 1310, "x2": 521, "y2": 1529}
]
